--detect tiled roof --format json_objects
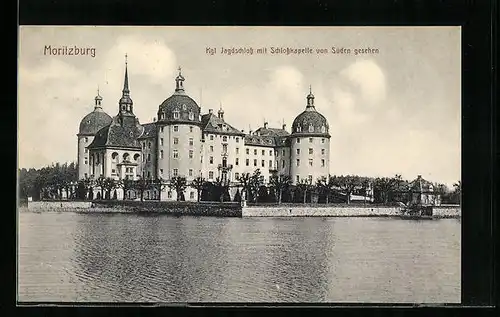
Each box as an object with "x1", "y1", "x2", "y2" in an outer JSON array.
[
  {"x1": 157, "y1": 93, "x2": 202, "y2": 124},
  {"x1": 78, "y1": 109, "x2": 113, "y2": 135},
  {"x1": 409, "y1": 176, "x2": 435, "y2": 191},
  {"x1": 138, "y1": 122, "x2": 157, "y2": 139},
  {"x1": 248, "y1": 126, "x2": 290, "y2": 147},
  {"x1": 254, "y1": 126, "x2": 290, "y2": 137},
  {"x1": 291, "y1": 108, "x2": 330, "y2": 136},
  {"x1": 201, "y1": 113, "x2": 245, "y2": 136},
  {"x1": 88, "y1": 115, "x2": 143, "y2": 149}
]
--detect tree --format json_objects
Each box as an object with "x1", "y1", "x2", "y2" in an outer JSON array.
[
  {"x1": 168, "y1": 176, "x2": 188, "y2": 201},
  {"x1": 153, "y1": 177, "x2": 169, "y2": 201},
  {"x1": 135, "y1": 176, "x2": 152, "y2": 202},
  {"x1": 248, "y1": 169, "x2": 264, "y2": 202},
  {"x1": 117, "y1": 176, "x2": 134, "y2": 200},
  {"x1": 373, "y1": 175, "x2": 401, "y2": 204},
  {"x1": 233, "y1": 188, "x2": 242, "y2": 202},
  {"x1": 270, "y1": 174, "x2": 291, "y2": 204},
  {"x1": 316, "y1": 175, "x2": 335, "y2": 204},
  {"x1": 102, "y1": 178, "x2": 117, "y2": 200},
  {"x1": 257, "y1": 185, "x2": 269, "y2": 202},
  {"x1": 238, "y1": 172, "x2": 251, "y2": 202},
  {"x1": 359, "y1": 177, "x2": 372, "y2": 205},
  {"x1": 213, "y1": 177, "x2": 230, "y2": 202},
  {"x1": 296, "y1": 178, "x2": 313, "y2": 203},
  {"x1": 95, "y1": 175, "x2": 106, "y2": 200},
  {"x1": 332, "y1": 175, "x2": 361, "y2": 204},
  {"x1": 190, "y1": 176, "x2": 205, "y2": 202}
]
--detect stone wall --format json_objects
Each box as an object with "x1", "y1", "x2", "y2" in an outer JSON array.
[
  {"x1": 242, "y1": 205, "x2": 461, "y2": 218},
  {"x1": 27, "y1": 201, "x2": 92, "y2": 211}
]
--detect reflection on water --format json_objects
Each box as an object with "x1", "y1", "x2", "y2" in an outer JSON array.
[{"x1": 18, "y1": 212, "x2": 460, "y2": 303}]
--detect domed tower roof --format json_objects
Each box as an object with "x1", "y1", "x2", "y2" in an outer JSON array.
[
  {"x1": 291, "y1": 86, "x2": 330, "y2": 137},
  {"x1": 157, "y1": 67, "x2": 202, "y2": 125},
  {"x1": 78, "y1": 90, "x2": 113, "y2": 136}
]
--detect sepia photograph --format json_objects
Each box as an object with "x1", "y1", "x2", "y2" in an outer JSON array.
[{"x1": 18, "y1": 26, "x2": 461, "y2": 303}]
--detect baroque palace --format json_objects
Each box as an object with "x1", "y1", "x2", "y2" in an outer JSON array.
[{"x1": 77, "y1": 58, "x2": 331, "y2": 201}]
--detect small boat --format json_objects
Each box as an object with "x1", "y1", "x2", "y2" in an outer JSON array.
[{"x1": 398, "y1": 201, "x2": 434, "y2": 220}]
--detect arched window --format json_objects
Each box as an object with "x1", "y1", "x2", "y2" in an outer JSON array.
[
  {"x1": 309, "y1": 124, "x2": 314, "y2": 132},
  {"x1": 133, "y1": 154, "x2": 140, "y2": 161},
  {"x1": 173, "y1": 110, "x2": 180, "y2": 119},
  {"x1": 123, "y1": 153, "x2": 130, "y2": 161},
  {"x1": 188, "y1": 111, "x2": 194, "y2": 120},
  {"x1": 321, "y1": 125, "x2": 326, "y2": 133}
]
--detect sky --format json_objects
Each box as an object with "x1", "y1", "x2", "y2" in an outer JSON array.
[{"x1": 18, "y1": 26, "x2": 461, "y2": 187}]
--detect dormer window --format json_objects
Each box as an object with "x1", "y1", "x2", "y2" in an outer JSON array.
[
  {"x1": 182, "y1": 104, "x2": 187, "y2": 110},
  {"x1": 188, "y1": 111, "x2": 194, "y2": 120},
  {"x1": 321, "y1": 125, "x2": 326, "y2": 133},
  {"x1": 222, "y1": 136, "x2": 228, "y2": 142},
  {"x1": 173, "y1": 110, "x2": 180, "y2": 119},
  {"x1": 308, "y1": 124, "x2": 314, "y2": 132}
]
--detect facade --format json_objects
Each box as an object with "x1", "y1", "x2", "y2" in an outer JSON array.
[{"x1": 77, "y1": 58, "x2": 331, "y2": 200}]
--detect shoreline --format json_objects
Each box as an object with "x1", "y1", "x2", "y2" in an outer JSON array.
[{"x1": 21, "y1": 201, "x2": 461, "y2": 219}]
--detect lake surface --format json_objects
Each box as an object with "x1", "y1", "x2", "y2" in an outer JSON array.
[{"x1": 18, "y1": 211, "x2": 461, "y2": 303}]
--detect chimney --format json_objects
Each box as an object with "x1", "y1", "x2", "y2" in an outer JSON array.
[
  {"x1": 209, "y1": 109, "x2": 213, "y2": 114},
  {"x1": 264, "y1": 122, "x2": 268, "y2": 129},
  {"x1": 282, "y1": 123, "x2": 286, "y2": 130}
]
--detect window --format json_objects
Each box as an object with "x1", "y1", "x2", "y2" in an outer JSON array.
[
  {"x1": 309, "y1": 159, "x2": 313, "y2": 166},
  {"x1": 296, "y1": 175, "x2": 300, "y2": 183},
  {"x1": 296, "y1": 159, "x2": 300, "y2": 166},
  {"x1": 297, "y1": 138, "x2": 300, "y2": 143},
  {"x1": 173, "y1": 169, "x2": 178, "y2": 177},
  {"x1": 190, "y1": 191, "x2": 195, "y2": 199},
  {"x1": 84, "y1": 137, "x2": 88, "y2": 142},
  {"x1": 222, "y1": 136, "x2": 228, "y2": 142},
  {"x1": 189, "y1": 150, "x2": 193, "y2": 159},
  {"x1": 321, "y1": 159, "x2": 325, "y2": 167},
  {"x1": 190, "y1": 126, "x2": 193, "y2": 133},
  {"x1": 321, "y1": 126, "x2": 326, "y2": 133},
  {"x1": 269, "y1": 150, "x2": 273, "y2": 156},
  {"x1": 236, "y1": 148, "x2": 239, "y2": 154},
  {"x1": 246, "y1": 159, "x2": 249, "y2": 166},
  {"x1": 261, "y1": 160, "x2": 265, "y2": 167},
  {"x1": 235, "y1": 158, "x2": 239, "y2": 166},
  {"x1": 160, "y1": 150, "x2": 164, "y2": 159},
  {"x1": 262, "y1": 150, "x2": 265, "y2": 156},
  {"x1": 296, "y1": 149, "x2": 300, "y2": 155},
  {"x1": 269, "y1": 160, "x2": 272, "y2": 168},
  {"x1": 160, "y1": 138, "x2": 163, "y2": 146},
  {"x1": 167, "y1": 191, "x2": 172, "y2": 198},
  {"x1": 209, "y1": 171, "x2": 214, "y2": 179},
  {"x1": 147, "y1": 171, "x2": 151, "y2": 179},
  {"x1": 282, "y1": 160, "x2": 285, "y2": 168},
  {"x1": 309, "y1": 148, "x2": 313, "y2": 155},
  {"x1": 309, "y1": 138, "x2": 313, "y2": 143},
  {"x1": 84, "y1": 148, "x2": 88, "y2": 153},
  {"x1": 111, "y1": 168, "x2": 116, "y2": 175},
  {"x1": 189, "y1": 169, "x2": 193, "y2": 177},
  {"x1": 160, "y1": 169, "x2": 163, "y2": 175},
  {"x1": 173, "y1": 150, "x2": 178, "y2": 158},
  {"x1": 308, "y1": 175, "x2": 313, "y2": 183},
  {"x1": 253, "y1": 159, "x2": 257, "y2": 166},
  {"x1": 308, "y1": 124, "x2": 314, "y2": 132},
  {"x1": 160, "y1": 127, "x2": 164, "y2": 133},
  {"x1": 235, "y1": 172, "x2": 240, "y2": 179},
  {"x1": 236, "y1": 137, "x2": 239, "y2": 143},
  {"x1": 275, "y1": 150, "x2": 278, "y2": 156},
  {"x1": 321, "y1": 149, "x2": 325, "y2": 155},
  {"x1": 188, "y1": 112, "x2": 194, "y2": 120},
  {"x1": 189, "y1": 138, "x2": 194, "y2": 146},
  {"x1": 142, "y1": 143, "x2": 145, "y2": 149},
  {"x1": 210, "y1": 145, "x2": 214, "y2": 152},
  {"x1": 174, "y1": 126, "x2": 179, "y2": 132},
  {"x1": 282, "y1": 150, "x2": 285, "y2": 156},
  {"x1": 173, "y1": 111, "x2": 180, "y2": 119},
  {"x1": 147, "y1": 154, "x2": 151, "y2": 162},
  {"x1": 246, "y1": 148, "x2": 250, "y2": 155},
  {"x1": 148, "y1": 142, "x2": 151, "y2": 149},
  {"x1": 174, "y1": 137, "x2": 179, "y2": 145},
  {"x1": 84, "y1": 173, "x2": 88, "y2": 178},
  {"x1": 222, "y1": 144, "x2": 228, "y2": 153},
  {"x1": 321, "y1": 138, "x2": 325, "y2": 144},
  {"x1": 210, "y1": 135, "x2": 214, "y2": 140},
  {"x1": 209, "y1": 156, "x2": 213, "y2": 164},
  {"x1": 254, "y1": 149, "x2": 257, "y2": 155}
]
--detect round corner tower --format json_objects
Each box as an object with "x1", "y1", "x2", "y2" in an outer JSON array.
[{"x1": 289, "y1": 87, "x2": 330, "y2": 185}]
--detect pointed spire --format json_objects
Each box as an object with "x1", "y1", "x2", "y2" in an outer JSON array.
[
  {"x1": 119, "y1": 54, "x2": 133, "y2": 115},
  {"x1": 94, "y1": 86, "x2": 103, "y2": 109},
  {"x1": 175, "y1": 66, "x2": 185, "y2": 93},
  {"x1": 218, "y1": 101, "x2": 224, "y2": 119},
  {"x1": 306, "y1": 84, "x2": 315, "y2": 109}
]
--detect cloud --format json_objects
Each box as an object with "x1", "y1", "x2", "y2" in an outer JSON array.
[{"x1": 340, "y1": 59, "x2": 386, "y2": 105}]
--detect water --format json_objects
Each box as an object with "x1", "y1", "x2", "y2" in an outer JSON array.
[{"x1": 18, "y1": 211, "x2": 460, "y2": 303}]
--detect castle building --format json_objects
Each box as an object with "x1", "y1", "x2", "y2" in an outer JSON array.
[{"x1": 77, "y1": 57, "x2": 331, "y2": 200}]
